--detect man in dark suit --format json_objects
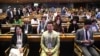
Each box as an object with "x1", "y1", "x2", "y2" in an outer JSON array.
[
  {"x1": 17, "y1": 8, "x2": 23, "y2": 19},
  {"x1": 22, "y1": 17, "x2": 33, "y2": 34},
  {"x1": 75, "y1": 19, "x2": 100, "y2": 56},
  {"x1": 9, "y1": 25, "x2": 28, "y2": 56},
  {"x1": 6, "y1": 8, "x2": 14, "y2": 23}
]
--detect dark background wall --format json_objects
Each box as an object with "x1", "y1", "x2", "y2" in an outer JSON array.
[
  {"x1": 0, "y1": 2, "x2": 100, "y2": 12},
  {"x1": 0, "y1": 3, "x2": 32, "y2": 12}
]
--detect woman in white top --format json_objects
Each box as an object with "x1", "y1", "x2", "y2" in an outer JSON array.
[
  {"x1": 9, "y1": 25, "x2": 28, "y2": 56},
  {"x1": 31, "y1": 17, "x2": 39, "y2": 24}
]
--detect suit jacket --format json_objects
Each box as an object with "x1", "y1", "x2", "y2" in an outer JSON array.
[
  {"x1": 10, "y1": 33, "x2": 28, "y2": 48},
  {"x1": 41, "y1": 30, "x2": 60, "y2": 56},
  {"x1": 75, "y1": 28, "x2": 94, "y2": 46},
  {"x1": 7, "y1": 11, "x2": 14, "y2": 19},
  {"x1": 54, "y1": 23, "x2": 63, "y2": 33},
  {"x1": 37, "y1": 22, "x2": 47, "y2": 33},
  {"x1": 68, "y1": 23, "x2": 79, "y2": 33},
  {"x1": 22, "y1": 24, "x2": 33, "y2": 34},
  {"x1": 16, "y1": 9, "x2": 23, "y2": 18}
]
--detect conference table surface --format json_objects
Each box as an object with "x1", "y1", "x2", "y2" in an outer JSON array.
[
  {"x1": 1, "y1": 23, "x2": 84, "y2": 28},
  {"x1": 0, "y1": 33, "x2": 100, "y2": 42}
]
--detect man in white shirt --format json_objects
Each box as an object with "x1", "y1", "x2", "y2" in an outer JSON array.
[
  {"x1": 31, "y1": 17, "x2": 39, "y2": 24},
  {"x1": 90, "y1": 19, "x2": 99, "y2": 32}
]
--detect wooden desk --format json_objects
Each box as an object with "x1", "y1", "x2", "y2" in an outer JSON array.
[
  {"x1": 1, "y1": 23, "x2": 84, "y2": 33},
  {"x1": 0, "y1": 13, "x2": 7, "y2": 20},
  {"x1": 0, "y1": 34, "x2": 74, "y2": 42},
  {"x1": 1, "y1": 23, "x2": 84, "y2": 29},
  {"x1": 21, "y1": 13, "x2": 84, "y2": 23},
  {"x1": 1, "y1": 23, "x2": 83, "y2": 28},
  {"x1": 1, "y1": 24, "x2": 38, "y2": 33},
  {"x1": 1, "y1": 24, "x2": 38, "y2": 28},
  {"x1": 0, "y1": 33, "x2": 100, "y2": 56},
  {"x1": 0, "y1": 33, "x2": 100, "y2": 42}
]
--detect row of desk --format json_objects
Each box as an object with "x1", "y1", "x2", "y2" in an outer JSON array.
[
  {"x1": 1, "y1": 23, "x2": 84, "y2": 28},
  {"x1": 1, "y1": 23, "x2": 84, "y2": 33},
  {"x1": 0, "y1": 33, "x2": 100, "y2": 56},
  {"x1": 0, "y1": 33, "x2": 100, "y2": 42},
  {"x1": 0, "y1": 12, "x2": 85, "y2": 23}
]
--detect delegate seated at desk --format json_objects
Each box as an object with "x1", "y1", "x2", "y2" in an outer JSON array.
[
  {"x1": 9, "y1": 25, "x2": 28, "y2": 56},
  {"x1": 68, "y1": 19, "x2": 79, "y2": 33},
  {"x1": 53, "y1": 15, "x2": 64, "y2": 33},
  {"x1": 37, "y1": 16, "x2": 47, "y2": 34},
  {"x1": 22, "y1": 17, "x2": 33, "y2": 34},
  {"x1": 75, "y1": 19, "x2": 100, "y2": 56},
  {"x1": 90, "y1": 19, "x2": 99, "y2": 32}
]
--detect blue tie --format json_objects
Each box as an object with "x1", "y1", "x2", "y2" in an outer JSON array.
[{"x1": 85, "y1": 30, "x2": 88, "y2": 40}]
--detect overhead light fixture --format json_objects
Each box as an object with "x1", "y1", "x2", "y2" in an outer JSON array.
[
  {"x1": 34, "y1": 3, "x2": 39, "y2": 7},
  {"x1": 17, "y1": 0, "x2": 19, "y2": 3}
]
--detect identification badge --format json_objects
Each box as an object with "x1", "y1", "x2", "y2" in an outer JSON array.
[
  {"x1": 25, "y1": 30, "x2": 28, "y2": 34},
  {"x1": 41, "y1": 29, "x2": 44, "y2": 33}
]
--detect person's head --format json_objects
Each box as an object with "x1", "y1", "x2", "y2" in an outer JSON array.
[
  {"x1": 84, "y1": 19, "x2": 92, "y2": 30},
  {"x1": 54, "y1": 15, "x2": 62, "y2": 25},
  {"x1": 41, "y1": 16, "x2": 46, "y2": 23},
  {"x1": 72, "y1": 16, "x2": 79, "y2": 22},
  {"x1": 15, "y1": 25, "x2": 22, "y2": 35},
  {"x1": 46, "y1": 21, "x2": 54, "y2": 33},
  {"x1": 14, "y1": 16, "x2": 19, "y2": 21},
  {"x1": 24, "y1": 17, "x2": 30, "y2": 24},
  {"x1": 8, "y1": 6, "x2": 11, "y2": 10},
  {"x1": 71, "y1": 19, "x2": 77, "y2": 24},
  {"x1": 91, "y1": 14, "x2": 96, "y2": 20},
  {"x1": 91, "y1": 19, "x2": 97, "y2": 25},
  {"x1": 33, "y1": 17, "x2": 37, "y2": 21},
  {"x1": 14, "y1": 8, "x2": 16, "y2": 10}
]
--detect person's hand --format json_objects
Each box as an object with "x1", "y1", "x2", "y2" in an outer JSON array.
[
  {"x1": 46, "y1": 49, "x2": 52, "y2": 56},
  {"x1": 19, "y1": 48, "x2": 23, "y2": 53},
  {"x1": 87, "y1": 40, "x2": 94, "y2": 44},
  {"x1": 82, "y1": 40, "x2": 91, "y2": 44},
  {"x1": 47, "y1": 52, "x2": 52, "y2": 56},
  {"x1": 72, "y1": 31, "x2": 75, "y2": 33}
]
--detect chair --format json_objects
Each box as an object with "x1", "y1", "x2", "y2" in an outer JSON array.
[
  {"x1": 74, "y1": 43, "x2": 83, "y2": 56},
  {"x1": 74, "y1": 43, "x2": 100, "y2": 56},
  {"x1": 5, "y1": 44, "x2": 29, "y2": 56}
]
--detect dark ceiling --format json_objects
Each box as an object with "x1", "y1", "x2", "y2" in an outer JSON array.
[{"x1": 0, "y1": 0, "x2": 100, "y2": 3}]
